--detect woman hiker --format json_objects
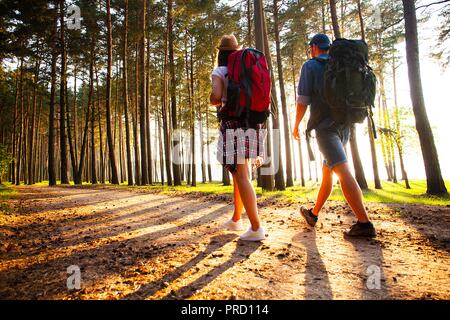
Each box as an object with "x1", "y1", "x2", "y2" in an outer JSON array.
[{"x1": 209, "y1": 34, "x2": 266, "y2": 241}]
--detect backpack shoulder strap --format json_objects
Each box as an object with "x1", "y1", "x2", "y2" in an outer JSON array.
[{"x1": 313, "y1": 57, "x2": 328, "y2": 65}]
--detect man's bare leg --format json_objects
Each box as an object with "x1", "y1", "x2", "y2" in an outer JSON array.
[
  {"x1": 312, "y1": 164, "x2": 333, "y2": 216},
  {"x1": 333, "y1": 162, "x2": 370, "y2": 223}
]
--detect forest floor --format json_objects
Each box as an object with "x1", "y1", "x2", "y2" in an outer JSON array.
[{"x1": 0, "y1": 184, "x2": 449, "y2": 300}]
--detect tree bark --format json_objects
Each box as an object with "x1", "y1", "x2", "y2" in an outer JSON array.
[
  {"x1": 162, "y1": 30, "x2": 173, "y2": 185},
  {"x1": 90, "y1": 47, "x2": 97, "y2": 184},
  {"x1": 254, "y1": 0, "x2": 275, "y2": 191},
  {"x1": 48, "y1": 8, "x2": 58, "y2": 186},
  {"x1": 105, "y1": 0, "x2": 119, "y2": 184},
  {"x1": 329, "y1": 0, "x2": 341, "y2": 38},
  {"x1": 402, "y1": 0, "x2": 446, "y2": 194},
  {"x1": 146, "y1": 18, "x2": 153, "y2": 184},
  {"x1": 357, "y1": 1, "x2": 381, "y2": 189},
  {"x1": 392, "y1": 54, "x2": 410, "y2": 189},
  {"x1": 27, "y1": 57, "x2": 39, "y2": 184},
  {"x1": 95, "y1": 65, "x2": 105, "y2": 184},
  {"x1": 167, "y1": 0, "x2": 181, "y2": 186},
  {"x1": 59, "y1": 0, "x2": 69, "y2": 184},
  {"x1": 139, "y1": 0, "x2": 148, "y2": 185},
  {"x1": 247, "y1": 0, "x2": 252, "y2": 46},
  {"x1": 273, "y1": 0, "x2": 293, "y2": 187},
  {"x1": 15, "y1": 59, "x2": 24, "y2": 185},
  {"x1": 123, "y1": 0, "x2": 134, "y2": 186},
  {"x1": 290, "y1": 52, "x2": 305, "y2": 186}
]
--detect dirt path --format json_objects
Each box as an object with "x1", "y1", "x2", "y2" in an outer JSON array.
[{"x1": 0, "y1": 185, "x2": 449, "y2": 300}]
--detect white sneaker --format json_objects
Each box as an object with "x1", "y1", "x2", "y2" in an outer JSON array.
[
  {"x1": 239, "y1": 227, "x2": 266, "y2": 241},
  {"x1": 222, "y1": 218, "x2": 244, "y2": 231}
]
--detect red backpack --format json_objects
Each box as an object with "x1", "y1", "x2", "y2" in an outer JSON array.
[{"x1": 219, "y1": 48, "x2": 271, "y2": 127}]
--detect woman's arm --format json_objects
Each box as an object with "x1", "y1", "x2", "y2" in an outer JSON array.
[{"x1": 210, "y1": 75, "x2": 223, "y2": 106}]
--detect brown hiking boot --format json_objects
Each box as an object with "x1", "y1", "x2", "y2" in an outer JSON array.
[
  {"x1": 299, "y1": 206, "x2": 318, "y2": 227},
  {"x1": 344, "y1": 221, "x2": 376, "y2": 238}
]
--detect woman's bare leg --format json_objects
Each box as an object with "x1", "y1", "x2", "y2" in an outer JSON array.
[
  {"x1": 233, "y1": 160, "x2": 261, "y2": 231},
  {"x1": 232, "y1": 174, "x2": 244, "y2": 222}
]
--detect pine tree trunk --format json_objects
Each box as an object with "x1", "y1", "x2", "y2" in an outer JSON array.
[
  {"x1": 74, "y1": 61, "x2": 91, "y2": 185},
  {"x1": 133, "y1": 44, "x2": 141, "y2": 185},
  {"x1": 28, "y1": 58, "x2": 39, "y2": 185},
  {"x1": 291, "y1": 53, "x2": 305, "y2": 186},
  {"x1": 223, "y1": 167, "x2": 231, "y2": 186},
  {"x1": 392, "y1": 55, "x2": 410, "y2": 189},
  {"x1": 200, "y1": 105, "x2": 206, "y2": 184},
  {"x1": 167, "y1": 0, "x2": 181, "y2": 186},
  {"x1": 247, "y1": 0, "x2": 252, "y2": 46},
  {"x1": 90, "y1": 47, "x2": 97, "y2": 185},
  {"x1": 146, "y1": 26, "x2": 153, "y2": 184},
  {"x1": 402, "y1": 0, "x2": 447, "y2": 195},
  {"x1": 254, "y1": 0, "x2": 275, "y2": 191},
  {"x1": 206, "y1": 109, "x2": 212, "y2": 183},
  {"x1": 33, "y1": 97, "x2": 42, "y2": 182},
  {"x1": 349, "y1": 127, "x2": 368, "y2": 189},
  {"x1": 158, "y1": 102, "x2": 165, "y2": 185},
  {"x1": 139, "y1": 0, "x2": 148, "y2": 185},
  {"x1": 105, "y1": 0, "x2": 119, "y2": 184},
  {"x1": 95, "y1": 65, "x2": 105, "y2": 184},
  {"x1": 329, "y1": 0, "x2": 341, "y2": 39},
  {"x1": 273, "y1": 0, "x2": 293, "y2": 187},
  {"x1": 15, "y1": 59, "x2": 24, "y2": 185},
  {"x1": 123, "y1": 1, "x2": 134, "y2": 186},
  {"x1": 48, "y1": 9, "x2": 57, "y2": 186},
  {"x1": 59, "y1": 0, "x2": 69, "y2": 184},
  {"x1": 162, "y1": 30, "x2": 173, "y2": 185},
  {"x1": 263, "y1": 9, "x2": 285, "y2": 191},
  {"x1": 321, "y1": 0, "x2": 326, "y2": 33},
  {"x1": 357, "y1": 0, "x2": 381, "y2": 189},
  {"x1": 73, "y1": 62, "x2": 78, "y2": 167},
  {"x1": 10, "y1": 62, "x2": 19, "y2": 184}
]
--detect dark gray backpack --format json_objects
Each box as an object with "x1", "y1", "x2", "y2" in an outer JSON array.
[{"x1": 323, "y1": 38, "x2": 377, "y2": 128}]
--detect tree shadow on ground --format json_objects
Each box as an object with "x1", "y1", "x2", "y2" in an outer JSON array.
[
  {"x1": 345, "y1": 237, "x2": 390, "y2": 299},
  {"x1": 10, "y1": 188, "x2": 142, "y2": 216},
  {"x1": 160, "y1": 238, "x2": 262, "y2": 300},
  {"x1": 386, "y1": 203, "x2": 450, "y2": 254},
  {"x1": 0, "y1": 204, "x2": 231, "y2": 299},
  {"x1": 0, "y1": 197, "x2": 204, "y2": 260},
  {"x1": 122, "y1": 233, "x2": 238, "y2": 299},
  {"x1": 292, "y1": 230, "x2": 333, "y2": 300}
]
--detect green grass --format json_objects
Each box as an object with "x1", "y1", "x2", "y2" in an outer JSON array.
[
  {"x1": 0, "y1": 182, "x2": 18, "y2": 213},
  {"x1": 10, "y1": 179, "x2": 450, "y2": 206},
  {"x1": 117, "y1": 179, "x2": 450, "y2": 207},
  {"x1": 270, "y1": 180, "x2": 450, "y2": 206}
]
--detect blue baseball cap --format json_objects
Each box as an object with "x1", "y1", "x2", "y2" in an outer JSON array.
[{"x1": 309, "y1": 33, "x2": 331, "y2": 50}]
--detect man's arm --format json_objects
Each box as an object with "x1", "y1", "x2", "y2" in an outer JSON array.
[
  {"x1": 292, "y1": 62, "x2": 312, "y2": 140},
  {"x1": 293, "y1": 102, "x2": 307, "y2": 140}
]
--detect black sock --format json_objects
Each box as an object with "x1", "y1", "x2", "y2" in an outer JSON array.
[
  {"x1": 308, "y1": 209, "x2": 318, "y2": 220},
  {"x1": 357, "y1": 221, "x2": 373, "y2": 227}
]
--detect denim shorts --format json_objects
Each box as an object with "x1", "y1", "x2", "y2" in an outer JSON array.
[{"x1": 315, "y1": 125, "x2": 351, "y2": 169}]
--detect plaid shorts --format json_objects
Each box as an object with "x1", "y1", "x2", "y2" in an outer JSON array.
[{"x1": 216, "y1": 119, "x2": 266, "y2": 173}]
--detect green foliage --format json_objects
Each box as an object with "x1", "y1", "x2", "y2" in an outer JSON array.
[
  {"x1": 430, "y1": 3, "x2": 450, "y2": 69},
  {"x1": 0, "y1": 144, "x2": 12, "y2": 180}
]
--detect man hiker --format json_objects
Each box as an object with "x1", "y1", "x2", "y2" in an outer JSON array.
[{"x1": 292, "y1": 33, "x2": 376, "y2": 238}]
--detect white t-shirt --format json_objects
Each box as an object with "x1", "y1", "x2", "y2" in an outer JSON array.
[{"x1": 211, "y1": 66, "x2": 228, "y2": 105}]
